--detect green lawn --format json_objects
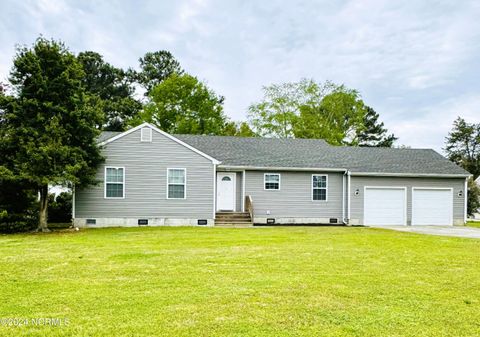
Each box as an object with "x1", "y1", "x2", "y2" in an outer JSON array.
[
  {"x1": 0, "y1": 227, "x2": 479, "y2": 337},
  {"x1": 466, "y1": 221, "x2": 480, "y2": 228}
]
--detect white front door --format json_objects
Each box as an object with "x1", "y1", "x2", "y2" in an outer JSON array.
[{"x1": 217, "y1": 173, "x2": 235, "y2": 211}]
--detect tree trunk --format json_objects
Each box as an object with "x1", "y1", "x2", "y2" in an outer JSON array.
[{"x1": 37, "y1": 185, "x2": 50, "y2": 232}]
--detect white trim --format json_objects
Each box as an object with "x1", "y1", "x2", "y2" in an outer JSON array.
[
  {"x1": 347, "y1": 171, "x2": 351, "y2": 220},
  {"x1": 220, "y1": 166, "x2": 470, "y2": 178},
  {"x1": 342, "y1": 172, "x2": 345, "y2": 223},
  {"x1": 242, "y1": 170, "x2": 246, "y2": 212},
  {"x1": 104, "y1": 166, "x2": 126, "y2": 199},
  {"x1": 411, "y1": 187, "x2": 453, "y2": 226},
  {"x1": 311, "y1": 174, "x2": 328, "y2": 202},
  {"x1": 264, "y1": 173, "x2": 281, "y2": 190},
  {"x1": 464, "y1": 177, "x2": 468, "y2": 223},
  {"x1": 72, "y1": 184, "x2": 75, "y2": 220},
  {"x1": 351, "y1": 172, "x2": 470, "y2": 178},
  {"x1": 221, "y1": 165, "x2": 347, "y2": 172},
  {"x1": 100, "y1": 123, "x2": 221, "y2": 165},
  {"x1": 363, "y1": 186, "x2": 407, "y2": 226},
  {"x1": 216, "y1": 172, "x2": 236, "y2": 211},
  {"x1": 166, "y1": 168, "x2": 187, "y2": 200},
  {"x1": 213, "y1": 164, "x2": 217, "y2": 219},
  {"x1": 140, "y1": 127, "x2": 152, "y2": 142}
]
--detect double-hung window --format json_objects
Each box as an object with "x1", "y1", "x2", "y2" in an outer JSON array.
[
  {"x1": 264, "y1": 173, "x2": 280, "y2": 190},
  {"x1": 312, "y1": 175, "x2": 327, "y2": 201},
  {"x1": 105, "y1": 167, "x2": 125, "y2": 198},
  {"x1": 167, "y1": 168, "x2": 186, "y2": 199}
]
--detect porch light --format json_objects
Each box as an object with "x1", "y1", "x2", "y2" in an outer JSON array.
[{"x1": 354, "y1": 189, "x2": 360, "y2": 196}]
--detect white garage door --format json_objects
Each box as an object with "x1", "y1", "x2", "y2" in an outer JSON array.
[
  {"x1": 412, "y1": 188, "x2": 453, "y2": 226},
  {"x1": 364, "y1": 187, "x2": 406, "y2": 226}
]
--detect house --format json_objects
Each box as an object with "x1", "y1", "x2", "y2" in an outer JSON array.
[{"x1": 73, "y1": 123, "x2": 470, "y2": 228}]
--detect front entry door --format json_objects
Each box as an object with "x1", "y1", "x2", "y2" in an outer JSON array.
[{"x1": 217, "y1": 173, "x2": 235, "y2": 211}]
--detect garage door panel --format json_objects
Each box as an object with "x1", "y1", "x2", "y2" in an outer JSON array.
[
  {"x1": 364, "y1": 188, "x2": 406, "y2": 226},
  {"x1": 412, "y1": 189, "x2": 452, "y2": 226}
]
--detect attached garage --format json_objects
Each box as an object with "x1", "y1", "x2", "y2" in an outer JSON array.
[
  {"x1": 412, "y1": 188, "x2": 453, "y2": 226},
  {"x1": 364, "y1": 187, "x2": 406, "y2": 226}
]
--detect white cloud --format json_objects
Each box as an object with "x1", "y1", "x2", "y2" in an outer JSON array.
[{"x1": 0, "y1": 0, "x2": 479, "y2": 151}]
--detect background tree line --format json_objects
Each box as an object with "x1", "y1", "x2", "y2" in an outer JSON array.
[{"x1": 0, "y1": 37, "x2": 478, "y2": 232}]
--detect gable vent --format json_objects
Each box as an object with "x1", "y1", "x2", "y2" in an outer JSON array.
[{"x1": 141, "y1": 128, "x2": 152, "y2": 142}]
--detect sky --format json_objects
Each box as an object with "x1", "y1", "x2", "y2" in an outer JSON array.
[{"x1": 1, "y1": 0, "x2": 479, "y2": 152}]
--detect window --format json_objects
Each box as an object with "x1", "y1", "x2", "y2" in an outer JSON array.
[
  {"x1": 312, "y1": 175, "x2": 327, "y2": 201},
  {"x1": 105, "y1": 167, "x2": 125, "y2": 198},
  {"x1": 141, "y1": 127, "x2": 152, "y2": 142},
  {"x1": 222, "y1": 176, "x2": 231, "y2": 181},
  {"x1": 264, "y1": 173, "x2": 280, "y2": 190},
  {"x1": 167, "y1": 168, "x2": 186, "y2": 199}
]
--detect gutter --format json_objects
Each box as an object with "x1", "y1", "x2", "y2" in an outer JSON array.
[
  {"x1": 218, "y1": 165, "x2": 348, "y2": 172},
  {"x1": 350, "y1": 172, "x2": 470, "y2": 178}
]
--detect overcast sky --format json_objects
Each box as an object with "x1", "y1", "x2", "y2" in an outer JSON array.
[{"x1": 1, "y1": 0, "x2": 479, "y2": 152}]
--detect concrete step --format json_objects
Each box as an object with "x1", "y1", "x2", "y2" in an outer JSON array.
[
  {"x1": 215, "y1": 219, "x2": 252, "y2": 223},
  {"x1": 216, "y1": 213, "x2": 250, "y2": 217},
  {"x1": 215, "y1": 223, "x2": 253, "y2": 227}
]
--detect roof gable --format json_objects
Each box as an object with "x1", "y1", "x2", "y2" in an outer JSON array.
[{"x1": 99, "y1": 123, "x2": 220, "y2": 164}]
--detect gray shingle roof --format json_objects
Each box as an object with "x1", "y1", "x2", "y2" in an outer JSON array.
[
  {"x1": 98, "y1": 131, "x2": 122, "y2": 143},
  {"x1": 98, "y1": 130, "x2": 468, "y2": 176},
  {"x1": 174, "y1": 134, "x2": 469, "y2": 176}
]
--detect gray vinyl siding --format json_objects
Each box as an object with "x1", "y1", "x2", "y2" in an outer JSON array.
[
  {"x1": 350, "y1": 176, "x2": 465, "y2": 225},
  {"x1": 75, "y1": 128, "x2": 214, "y2": 219},
  {"x1": 236, "y1": 172, "x2": 243, "y2": 212},
  {"x1": 244, "y1": 171, "x2": 343, "y2": 219}
]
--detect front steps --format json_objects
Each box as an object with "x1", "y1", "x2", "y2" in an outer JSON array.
[{"x1": 215, "y1": 212, "x2": 253, "y2": 227}]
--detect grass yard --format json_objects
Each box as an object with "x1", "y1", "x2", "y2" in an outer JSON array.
[
  {"x1": 0, "y1": 227, "x2": 479, "y2": 337},
  {"x1": 467, "y1": 221, "x2": 480, "y2": 228}
]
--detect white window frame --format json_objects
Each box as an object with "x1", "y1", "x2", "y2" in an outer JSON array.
[
  {"x1": 264, "y1": 173, "x2": 281, "y2": 191},
  {"x1": 167, "y1": 168, "x2": 187, "y2": 199},
  {"x1": 140, "y1": 127, "x2": 152, "y2": 142},
  {"x1": 104, "y1": 166, "x2": 125, "y2": 199},
  {"x1": 311, "y1": 174, "x2": 328, "y2": 202}
]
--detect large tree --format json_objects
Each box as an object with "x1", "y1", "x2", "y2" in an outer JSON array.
[
  {"x1": 0, "y1": 95, "x2": 38, "y2": 232},
  {"x1": 445, "y1": 117, "x2": 480, "y2": 215},
  {"x1": 294, "y1": 86, "x2": 366, "y2": 145},
  {"x1": 357, "y1": 106, "x2": 397, "y2": 147},
  {"x1": 445, "y1": 117, "x2": 480, "y2": 179},
  {"x1": 247, "y1": 81, "x2": 313, "y2": 138},
  {"x1": 223, "y1": 121, "x2": 257, "y2": 137},
  {"x1": 134, "y1": 73, "x2": 228, "y2": 135},
  {"x1": 134, "y1": 51, "x2": 183, "y2": 96},
  {"x1": 78, "y1": 51, "x2": 141, "y2": 131},
  {"x1": 248, "y1": 79, "x2": 382, "y2": 145},
  {"x1": 0, "y1": 38, "x2": 104, "y2": 231}
]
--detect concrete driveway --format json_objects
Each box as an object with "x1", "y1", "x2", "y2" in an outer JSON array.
[{"x1": 370, "y1": 225, "x2": 480, "y2": 239}]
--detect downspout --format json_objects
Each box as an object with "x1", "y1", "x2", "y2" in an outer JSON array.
[
  {"x1": 242, "y1": 170, "x2": 246, "y2": 212},
  {"x1": 464, "y1": 177, "x2": 468, "y2": 224},
  {"x1": 72, "y1": 183, "x2": 75, "y2": 227},
  {"x1": 342, "y1": 171, "x2": 346, "y2": 224},
  {"x1": 347, "y1": 171, "x2": 351, "y2": 223},
  {"x1": 213, "y1": 163, "x2": 217, "y2": 220}
]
